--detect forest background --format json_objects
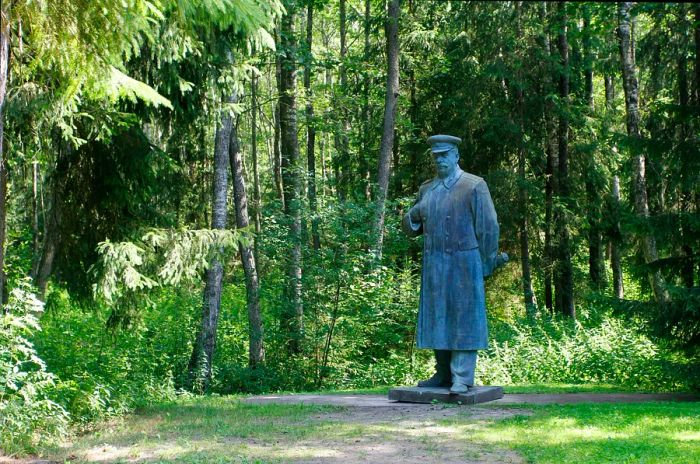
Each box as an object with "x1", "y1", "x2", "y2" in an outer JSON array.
[{"x1": 0, "y1": 0, "x2": 699, "y2": 454}]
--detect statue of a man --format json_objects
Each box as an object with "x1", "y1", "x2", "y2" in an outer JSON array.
[{"x1": 402, "y1": 134, "x2": 504, "y2": 393}]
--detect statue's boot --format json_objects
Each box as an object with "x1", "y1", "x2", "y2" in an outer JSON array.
[
  {"x1": 417, "y1": 350, "x2": 451, "y2": 388},
  {"x1": 449, "y1": 350, "x2": 477, "y2": 394}
]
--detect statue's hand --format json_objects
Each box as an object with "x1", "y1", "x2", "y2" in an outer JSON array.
[
  {"x1": 409, "y1": 205, "x2": 421, "y2": 223},
  {"x1": 495, "y1": 252, "x2": 509, "y2": 268}
]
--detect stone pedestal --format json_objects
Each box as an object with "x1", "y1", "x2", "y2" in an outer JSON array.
[{"x1": 388, "y1": 386, "x2": 504, "y2": 404}]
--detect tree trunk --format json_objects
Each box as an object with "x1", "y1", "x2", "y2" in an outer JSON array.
[
  {"x1": 605, "y1": 75, "x2": 615, "y2": 109},
  {"x1": 336, "y1": 0, "x2": 350, "y2": 201},
  {"x1": 617, "y1": 2, "x2": 668, "y2": 305},
  {"x1": 188, "y1": 94, "x2": 232, "y2": 389},
  {"x1": 373, "y1": 0, "x2": 400, "y2": 261},
  {"x1": 604, "y1": 72, "x2": 623, "y2": 298},
  {"x1": 583, "y1": 7, "x2": 605, "y2": 291},
  {"x1": 361, "y1": 0, "x2": 374, "y2": 200},
  {"x1": 611, "y1": 175, "x2": 624, "y2": 299},
  {"x1": 540, "y1": 1, "x2": 554, "y2": 313},
  {"x1": 515, "y1": 1, "x2": 536, "y2": 315},
  {"x1": 32, "y1": 137, "x2": 71, "y2": 299},
  {"x1": 305, "y1": 3, "x2": 320, "y2": 251},
  {"x1": 556, "y1": 1, "x2": 575, "y2": 317},
  {"x1": 677, "y1": 16, "x2": 694, "y2": 288},
  {"x1": 0, "y1": 0, "x2": 10, "y2": 306},
  {"x1": 273, "y1": 32, "x2": 285, "y2": 207},
  {"x1": 251, "y1": 73, "x2": 261, "y2": 236},
  {"x1": 695, "y1": 4, "x2": 700, "y2": 103},
  {"x1": 229, "y1": 110, "x2": 265, "y2": 368},
  {"x1": 32, "y1": 161, "x2": 40, "y2": 257},
  {"x1": 362, "y1": 0, "x2": 372, "y2": 183},
  {"x1": 279, "y1": 5, "x2": 304, "y2": 353}
]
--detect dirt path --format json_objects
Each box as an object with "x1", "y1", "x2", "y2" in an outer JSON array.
[
  {"x1": 5, "y1": 392, "x2": 696, "y2": 463},
  {"x1": 278, "y1": 403, "x2": 526, "y2": 464}
]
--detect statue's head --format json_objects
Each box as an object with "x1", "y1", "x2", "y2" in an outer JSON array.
[{"x1": 428, "y1": 134, "x2": 462, "y2": 179}]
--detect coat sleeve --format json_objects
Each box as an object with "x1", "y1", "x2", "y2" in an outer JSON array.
[
  {"x1": 472, "y1": 180, "x2": 499, "y2": 277},
  {"x1": 402, "y1": 188, "x2": 424, "y2": 238}
]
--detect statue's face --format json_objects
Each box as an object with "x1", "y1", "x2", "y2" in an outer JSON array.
[{"x1": 433, "y1": 149, "x2": 459, "y2": 178}]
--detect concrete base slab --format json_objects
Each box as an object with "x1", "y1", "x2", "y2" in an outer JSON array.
[{"x1": 388, "y1": 386, "x2": 504, "y2": 404}]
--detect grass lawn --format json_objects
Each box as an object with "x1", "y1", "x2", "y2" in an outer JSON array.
[
  {"x1": 468, "y1": 402, "x2": 700, "y2": 464},
  {"x1": 38, "y1": 391, "x2": 699, "y2": 464}
]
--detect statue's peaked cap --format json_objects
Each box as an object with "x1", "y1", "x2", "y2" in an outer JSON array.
[{"x1": 427, "y1": 134, "x2": 462, "y2": 153}]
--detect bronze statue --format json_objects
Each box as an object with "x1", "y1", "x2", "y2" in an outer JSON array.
[{"x1": 402, "y1": 134, "x2": 506, "y2": 393}]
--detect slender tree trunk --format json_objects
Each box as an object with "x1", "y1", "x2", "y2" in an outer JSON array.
[
  {"x1": 229, "y1": 111, "x2": 265, "y2": 367},
  {"x1": 583, "y1": 7, "x2": 605, "y2": 291},
  {"x1": 273, "y1": 32, "x2": 285, "y2": 207},
  {"x1": 362, "y1": 0, "x2": 372, "y2": 183},
  {"x1": 675, "y1": 9, "x2": 694, "y2": 289},
  {"x1": 556, "y1": 1, "x2": 575, "y2": 317},
  {"x1": 695, "y1": 4, "x2": 700, "y2": 103},
  {"x1": 251, "y1": 73, "x2": 261, "y2": 236},
  {"x1": 305, "y1": 3, "x2": 320, "y2": 251},
  {"x1": 605, "y1": 75, "x2": 615, "y2": 108},
  {"x1": 515, "y1": 1, "x2": 536, "y2": 315},
  {"x1": 32, "y1": 161, "x2": 39, "y2": 257},
  {"x1": 611, "y1": 175, "x2": 624, "y2": 299},
  {"x1": 335, "y1": 0, "x2": 350, "y2": 200},
  {"x1": 604, "y1": 73, "x2": 623, "y2": 298},
  {"x1": 373, "y1": 0, "x2": 400, "y2": 261},
  {"x1": 0, "y1": 0, "x2": 10, "y2": 306},
  {"x1": 279, "y1": 5, "x2": 304, "y2": 353},
  {"x1": 33, "y1": 138, "x2": 69, "y2": 299},
  {"x1": 540, "y1": 1, "x2": 554, "y2": 313},
  {"x1": 188, "y1": 94, "x2": 232, "y2": 389},
  {"x1": 618, "y1": 2, "x2": 668, "y2": 305}
]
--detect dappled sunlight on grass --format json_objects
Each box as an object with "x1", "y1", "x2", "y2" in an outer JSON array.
[
  {"x1": 502, "y1": 382, "x2": 654, "y2": 394},
  {"x1": 54, "y1": 395, "x2": 524, "y2": 463},
  {"x1": 48, "y1": 395, "x2": 699, "y2": 463},
  {"x1": 469, "y1": 403, "x2": 700, "y2": 463}
]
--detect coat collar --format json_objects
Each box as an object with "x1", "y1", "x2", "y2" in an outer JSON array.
[{"x1": 429, "y1": 167, "x2": 464, "y2": 191}]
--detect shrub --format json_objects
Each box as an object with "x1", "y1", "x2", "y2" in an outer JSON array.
[
  {"x1": 0, "y1": 283, "x2": 69, "y2": 455},
  {"x1": 477, "y1": 312, "x2": 697, "y2": 391}
]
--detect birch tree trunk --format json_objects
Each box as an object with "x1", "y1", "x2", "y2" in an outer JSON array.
[
  {"x1": 617, "y1": 1, "x2": 668, "y2": 305},
  {"x1": 188, "y1": 95, "x2": 232, "y2": 388},
  {"x1": 611, "y1": 175, "x2": 624, "y2": 299},
  {"x1": 605, "y1": 75, "x2": 624, "y2": 299},
  {"x1": 229, "y1": 111, "x2": 265, "y2": 367},
  {"x1": 279, "y1": 5, "x2": 304, "y2": 353},
  {"x1": 373, "y1": 0, "x2": 400, "y2": 260}
]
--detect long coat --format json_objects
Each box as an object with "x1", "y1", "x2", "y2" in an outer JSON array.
[{"x1": 402, "y1": 168, "x2": 499, "y2": 350}]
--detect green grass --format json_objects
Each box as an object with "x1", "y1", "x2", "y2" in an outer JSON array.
[
  {"x1": 502, "y1": 383, "x2": 652, "y2": 394},
  {"x1": 37, "y1": 392, "x2": 700, "y2": 463},
  {"x1": 467, "y1": 402, "x2": 700, "y2": 464}
]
